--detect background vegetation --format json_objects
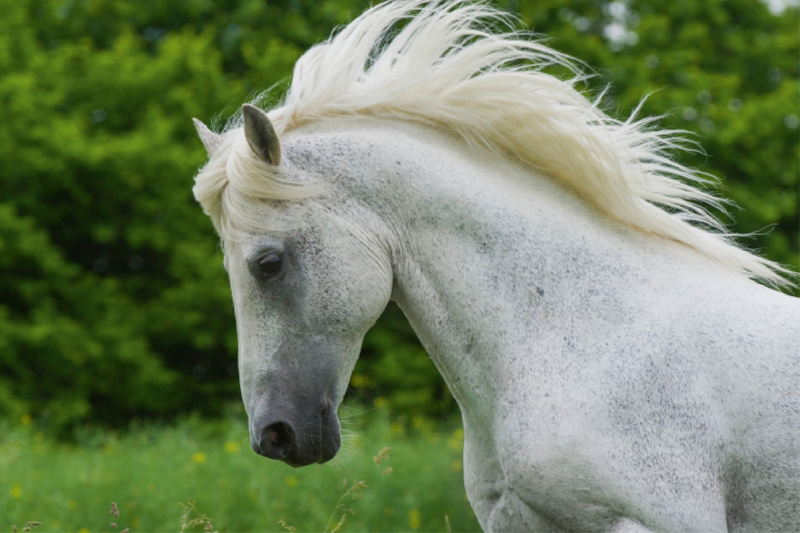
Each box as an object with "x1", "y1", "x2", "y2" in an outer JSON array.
[
  {"x1": 2, "y1": 411, "x2": 482, "y2": 532},
  {"x1": 0, "y1": 0, "x2": 797, "y2": 434}
]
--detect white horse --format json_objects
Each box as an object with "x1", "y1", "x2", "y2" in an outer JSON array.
[{"x1": 191, "y1": 2, "x2": 799, "y2": 531}]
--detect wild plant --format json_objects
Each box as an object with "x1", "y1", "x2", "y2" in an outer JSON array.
[
  {"x1": 109, "y1": 501, "x2": 130, "y2": 533},
  {"x1": 178, "y1": 500, "x2": 218, "y2": 533},
  {"x1": 10, "y1": 522, "x2": 41, "y2": 533}
]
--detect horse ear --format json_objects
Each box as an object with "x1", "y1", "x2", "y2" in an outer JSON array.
[
  {"x1": 192, "y1": 118, "x2": 224, "y2": 157},
  {"x1": 242, "y1": 104, "x2": 281, "y2": 166}
]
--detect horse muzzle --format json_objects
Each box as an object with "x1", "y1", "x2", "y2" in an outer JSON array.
[{"x1": 250, "y1": 400, "x2": 340, "y2": 467}]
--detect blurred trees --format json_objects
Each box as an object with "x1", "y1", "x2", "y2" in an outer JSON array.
[{"x1": 0, "y1": 0, "x2": 796, "y2": 430}]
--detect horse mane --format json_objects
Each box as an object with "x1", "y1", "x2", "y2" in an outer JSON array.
[{"x1": 193, "y1": 0, "x2": 793, "y2": 288}]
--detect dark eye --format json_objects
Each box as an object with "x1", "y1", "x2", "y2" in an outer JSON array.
[{"x1": 258, "y1": 253, "x2": 283, "y2": 278}]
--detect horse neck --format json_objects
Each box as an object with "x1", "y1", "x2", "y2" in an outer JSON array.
[{"x1": 293, "y1": 119, "x2": 731, "y2": 425}]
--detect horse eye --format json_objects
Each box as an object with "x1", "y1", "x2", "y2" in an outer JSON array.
[{"x1": 258, "y1": 253, "x2": 283, "y2": 277}]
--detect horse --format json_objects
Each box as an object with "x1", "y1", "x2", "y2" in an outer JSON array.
[{"x1": 190, "y1": 1, "x2": 799, "y2": 531}]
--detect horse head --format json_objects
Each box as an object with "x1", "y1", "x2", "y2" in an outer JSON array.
[{"x1": 194, "y1": 105, "x2": 393, "y2": 467}]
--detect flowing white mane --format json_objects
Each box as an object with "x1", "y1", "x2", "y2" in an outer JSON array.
[{"x1": 194, "y1": 0, "x2": 792, "y2": 287}]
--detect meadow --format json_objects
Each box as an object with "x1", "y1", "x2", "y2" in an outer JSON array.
[{"x1": 1, "y1": 406, "x2": 481, "y2": 532}]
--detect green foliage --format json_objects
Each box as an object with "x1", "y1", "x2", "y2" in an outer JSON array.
[
  {"x1": 351, "y1": 303, "x2": 457, "y2": 419},
  {"x1": 0, "y1": 0, "x2": 797, "y2": 428},
  {"x1": 0, "y1": 203, "x2": 177, "y2": 427}
]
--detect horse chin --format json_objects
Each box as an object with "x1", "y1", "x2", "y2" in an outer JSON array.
[
  {"x1": 316, "y1": 405, "x2": 341, "y2": 464},
  {"x1": 293, "y1": 408, "x2": 341, "y2": 467}
]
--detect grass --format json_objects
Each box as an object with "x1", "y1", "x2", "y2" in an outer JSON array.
[{"x1": 1, "y1": 406, "x2": 481, "y2": 532}]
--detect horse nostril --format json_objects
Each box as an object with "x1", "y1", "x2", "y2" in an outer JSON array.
[
  {"x1": 260, "y1": 421, "x2": 295, "y2": 459},
  {"x1": 269, "y1": 422, "x2": 289, "y2": 447}
]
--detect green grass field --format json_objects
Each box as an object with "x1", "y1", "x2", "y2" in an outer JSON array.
[{"x1": 1, "y1": 407, "x2": 481, "y2": 532}]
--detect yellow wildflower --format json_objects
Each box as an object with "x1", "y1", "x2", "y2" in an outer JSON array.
[{"x1": 408, "y1": 509, "x2": 421, "y2": 530}]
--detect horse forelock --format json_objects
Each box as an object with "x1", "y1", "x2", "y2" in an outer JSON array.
[
  {"x1": 192, "y1": 121, "x2": 318, "y2": 242},
  {"x1": 192, "y1": 0, "x2": 794, "y2": 288}
]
